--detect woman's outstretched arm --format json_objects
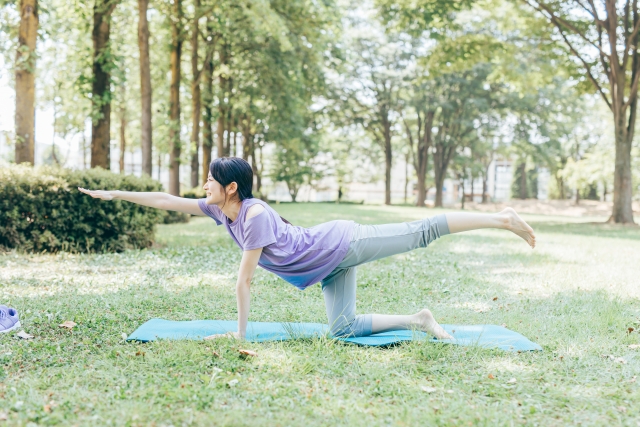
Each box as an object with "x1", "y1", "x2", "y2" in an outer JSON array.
[{"x1": 78, "y1": 188, "x2": 206, "y2": 216}]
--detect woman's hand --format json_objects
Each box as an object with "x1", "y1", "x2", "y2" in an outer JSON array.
[
  {"x1": 204, "y1": 331, "x2": 243, "y2": 340},
  {"x1": 78, "y1": 187, "x2": 116, "y2": 201}
]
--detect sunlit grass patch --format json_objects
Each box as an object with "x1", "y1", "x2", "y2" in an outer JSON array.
[{"x1": 1, "y1": 203, "x2": 640, "y2": 425}]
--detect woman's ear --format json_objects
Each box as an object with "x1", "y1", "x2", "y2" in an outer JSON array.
[{"x1": 226, "y1": 182, "x2": 238, "y2": 196}]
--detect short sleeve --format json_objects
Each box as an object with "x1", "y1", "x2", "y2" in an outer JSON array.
[
  {"x1": 243, "y1": 210, "x2": 277, "y2": 250},
  {"x1": 197, "y1": 198, "x2": 224, "y2": 225}
]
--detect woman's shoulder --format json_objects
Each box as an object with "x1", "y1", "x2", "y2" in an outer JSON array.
[{"x1": 242, "y1": 198, "x2": 272, "y2": 221}]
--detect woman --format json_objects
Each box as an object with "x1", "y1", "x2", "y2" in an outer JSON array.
[{"x1": 79, "y1": 157, "x2": 535, "y2": 341}]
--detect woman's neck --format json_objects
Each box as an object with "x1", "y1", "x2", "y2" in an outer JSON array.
[{"x1": 219, "y1": 198, "x2": 243, "y2": 222}]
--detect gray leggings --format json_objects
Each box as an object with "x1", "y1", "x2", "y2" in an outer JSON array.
[{"x1": 321, "y1": 215, "x2": 450, "y2": 337}]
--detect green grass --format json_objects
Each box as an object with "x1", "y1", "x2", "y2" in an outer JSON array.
[{"x1": 1, "y1": 203, "x2": 639, "y2": 426}]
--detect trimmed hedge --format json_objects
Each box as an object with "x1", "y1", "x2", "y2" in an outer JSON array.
[{"x1": 0, "y1": 165, "x2": 165, "y2": 253}]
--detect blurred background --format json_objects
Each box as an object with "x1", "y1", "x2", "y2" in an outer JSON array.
[{"x1": 1, "y1": 0, "x2": 638, "y2": 219}]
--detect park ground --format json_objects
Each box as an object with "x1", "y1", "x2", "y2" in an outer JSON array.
[{"x1": 0, "y1": 203, "x2": 639, "y2": 426}]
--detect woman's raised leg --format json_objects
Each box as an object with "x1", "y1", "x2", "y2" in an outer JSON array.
[{"x1": 445, "y1": 207, "x2": 536, "y2": 248}]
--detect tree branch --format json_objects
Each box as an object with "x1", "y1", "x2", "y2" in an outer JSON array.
[
  {"x1": 552, "y1": 22, "x2": 613, "y2": 110},
  {"x1": 525, "y1": 0, "x2": 611, "y2": 58}
]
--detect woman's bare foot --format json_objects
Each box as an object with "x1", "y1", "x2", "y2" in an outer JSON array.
[
  {"x1": 501, "y1": 207, "x2": 536, "y2": 248},
  {"x1": 414, "y1": 309, "x2": 453, "y2": 340}
]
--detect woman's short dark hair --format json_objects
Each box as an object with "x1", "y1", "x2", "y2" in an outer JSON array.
[{"x1": 209, "y1": 157, "x2": 254, "y2": 201}]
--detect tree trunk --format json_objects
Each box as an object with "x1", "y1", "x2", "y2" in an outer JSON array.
[
  {"x1": 138, "y1": 0, "x2": 152, "y2": 176},
  {"x1": 433, "y1": 144, "x2": 453, "y2": 208},
  {"x1": 470, "y1": 174, "x2": 474, "y2": 203},
  {"x1": 404, "y1": 152, "x2": 409, "y2": 204},
  {"x1": 91, "y1": 1, "x2": 118, "y2": 169},
  {"x1": 611, "y1": 121, "x2": 635, "y2": 223},
  {"x1": 241, "y1": 114, "x2": 251, "y2": 160},
  {"x1": 201, "y1": 46, "x2": 214, "y2": 183},
  {"x1": 460, "y1": 178, "x2": 465, "y2": 210},
  {"x1": 14, "y1": 0, "x2": 38, "y2": 165},
  {"x1": 119, "y1": 96, "x2": 126, "y2": 174},
  {"x1": 434, "y1": 169, "x2": 445, "y2": 208},
  {"x1": 190, "y1": 0, "x2": 201, "y2": 188},
  {"x1": 232, "y1": 129, "x2": 237, "y2": 157},
  {"x1": 168, "y1": 0, "x2": 183, "y2": 196},
  {"x1": 382, "y1": 114, "x2": 392, "y2": 205},
  {"x1": 518, "y1": 162, "x2": 527, "y2": 200},
  {"x1": 481, "y1": 174, "x2": 488, "y2": 203},
  {"x1": 217, "y1": 44, "x2": 227, "y2": 158}
]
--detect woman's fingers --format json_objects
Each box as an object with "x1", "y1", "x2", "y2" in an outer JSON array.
[{"x1": 77, "y1": 187, "x2": 112, "y2": 200}]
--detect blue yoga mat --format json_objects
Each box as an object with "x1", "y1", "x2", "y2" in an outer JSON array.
[{"x1": 127, "y1": 319, "x2": 542, "y2": 352}]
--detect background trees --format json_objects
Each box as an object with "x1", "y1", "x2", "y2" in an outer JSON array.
[
  {"x1": 521, "y1": 0, "x2": 639, "y2": 223},
  {"x1": 1, "y1": 0, "x2": 638, "y2": 221}
]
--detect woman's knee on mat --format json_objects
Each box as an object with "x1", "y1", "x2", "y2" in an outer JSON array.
[{"x1": 329, "y1": 313, "x2": 372, "y2": 338}]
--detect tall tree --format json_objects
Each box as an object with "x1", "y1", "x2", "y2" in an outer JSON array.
[
  {"x1": 430, "y1": 65, "x2": 499, "y2": 207},
  {"x1": 336, "y1": 30, "x2": 406, "y2": 205},
  {"x1": 522, "y1": 0, "x2": 638, "y2": 223},
  {"x1": 401, "y1": 74, "x2": 435, "y2": 207},
  {"x1": 168, "y1": 0, "x2": 183, "y2": 196},
  {"x1": 138, "y1": 0, "x2": 152, "y2": 176},
  {"x1": 14, "y1": 0, "x2": 38, "y2": 165},
  {"x1": 201, "y1": 18, "x2": 215, "y2": 184},
  {"x1": 91, "y1": 0, "x2": 120, "y2": 169},
  {"x1": 190, "y1": 0, "x2": 201, "y2": 188}
]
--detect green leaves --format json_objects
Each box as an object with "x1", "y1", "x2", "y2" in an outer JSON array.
[{"x1": 0, "y1": 165, "x2": 165, "y2": 253}]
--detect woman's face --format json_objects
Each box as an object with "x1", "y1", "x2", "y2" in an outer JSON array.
[
  {"x1": 203, "y1": 173, "x2": 239, "y2": 206},
  {"x1": 203, "y1": 173, "x2": 225, "y2": 205}
]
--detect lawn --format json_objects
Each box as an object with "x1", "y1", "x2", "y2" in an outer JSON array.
[{"x1": 1, "y1": 203, "x2": 639, "y2": 426}]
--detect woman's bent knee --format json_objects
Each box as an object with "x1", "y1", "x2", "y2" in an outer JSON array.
[{"x1": 329, "y1": 314, "x2": 373, "y2": 338}]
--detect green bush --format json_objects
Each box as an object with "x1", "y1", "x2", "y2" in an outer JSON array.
[
  {"x1": 161, "y1": 210, "x2": 191, "y2": 224},
  {"x1": 0, "y1": 165, "x2": 165, "y2": 253},
  {"x1": 181, "y1": 187, "x2": 205, "y2": 199}
]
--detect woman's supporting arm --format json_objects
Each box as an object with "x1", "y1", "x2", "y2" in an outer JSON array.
[
  {"x1": 205, "y1": 247, "x2": 262, "y2": 340},
  {"x1": 235, "y1": 248, "x2": 262, "y2": 339},
  {"x1": 78, "y1": 188, "x2": 205, "y2": 216}
]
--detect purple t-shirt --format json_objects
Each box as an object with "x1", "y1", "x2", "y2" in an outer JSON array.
[{"x1": 197, "y1": 198, "x2": 355, "y2": 290}]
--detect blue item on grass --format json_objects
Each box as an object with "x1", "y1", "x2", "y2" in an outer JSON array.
[
  {"x1": 127, "y1": 319, "x2": 542, "y2": 352},
  {"x1": 0, "y1": 305, "x2": 20, "y2": 334}
]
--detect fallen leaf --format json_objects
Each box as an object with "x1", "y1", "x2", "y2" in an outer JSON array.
[
  {"x1": 135, "y1": 350, "x2": 145, "y2": 357},
  {"x1": 16, "y1": 331, "x2": 33, "y2": 340},
  {"x1": 629, "y1": 376, "x2": 637, "y2": 383},
  {"x1": 618, "y1": 406, "x2": 627, "y2": 413},
  {"x1": 43, "y1": 404, "x2": 51, "y2": 413},
  {"x1": 492, "y1": 297, "x2": 498, "y2": 301},
  {"x1": 628, "y1": 327, "x2": 635, "y2": 334},
  {"x1": 629, "y1": 344, "x2": 640, "y2": 349},
  {"x1": 507, "y1": 378, "x2": 517, "y2": 384},
  {"x1": 59, "y1": 321, "x2": 77, "y2": 329},
  {"x1": 227, "y1": 379, "x2": 239, "y2": 387},
  {"x1": 603, "y1": 354, "x2": 627, "y2": 364},
  {"x1": 488, "y1": 374, "x2": 495, "y2": 379},
  {"x1": 212, "y1": 350, "x2": 220, "y2": 358},
  {"x1": 238, "y1": 349, "x2": 257, "y2": 357},
  {"x1": 0, "y1": 412, "x2": 7, "y2": 420},
  {"x1": 501, "y1": 323, "x2": 508, "y2": 328},
  {"x1": 421, "y1": 386, "x2": 437, "y2": 393}
]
